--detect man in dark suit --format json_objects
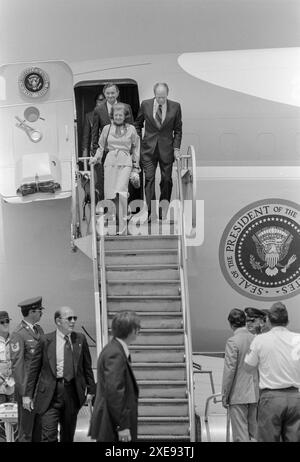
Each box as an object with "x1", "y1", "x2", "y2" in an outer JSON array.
[
  {"x1": 10, "y1": 296, "x2": 45, "y2": 442},
  {"x1": 91, "y1": 83, "x2": 134, "y2": 202},
  {"x1": 81, "y1": 93, "x2": 104, "y2": 158},
  {"x1": 135, "y1": 82, "x2": 182, "y2": 221},
  {"x1": 23, "y1": 306, "x2": 95, "y2": 442},
  {"x1": 89, "y1": 311, "x2": 140, "y2": 442}
]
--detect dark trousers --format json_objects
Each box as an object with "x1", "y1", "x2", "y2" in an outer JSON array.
[
  {"x1": 142, "y1": 144, "x2": 173, "y2": 218},
  {"x1": 40, "y1": 380, "x2": 80, "y2": 442},
  {"x1": 258, "y1": 388, "x2": 300, "y2": 442},
  {"x1": 16, "y1": 391, "x2": 41, "y2": 442}
]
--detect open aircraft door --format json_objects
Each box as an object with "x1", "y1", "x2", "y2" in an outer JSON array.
[{"x1": 0, "y1": 61, "x2": 76, "y2": 204}]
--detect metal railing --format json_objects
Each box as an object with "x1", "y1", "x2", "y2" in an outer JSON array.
[
  {"x1": 174, "y1": 146, "x2": 197, "y2": 441},
  {"x1": 204, "y1": 393, "x2": 230, "y2": 442},
  {"x1": 180, "y1": 145, "x2": 197, "y2": 238}
]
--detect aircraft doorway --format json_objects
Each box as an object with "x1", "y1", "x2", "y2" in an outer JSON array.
[{"x1": 74, "y1": 79, "x2": 143, "y2": 205}]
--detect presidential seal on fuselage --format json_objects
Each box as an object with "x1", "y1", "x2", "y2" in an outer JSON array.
[{"x1": 18, "y1": 67, "x2": 50, "y2": 98}]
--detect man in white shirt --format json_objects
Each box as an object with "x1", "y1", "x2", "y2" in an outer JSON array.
[{"x1": 245, "y1": 302, "x2": 300, "y2": 442}]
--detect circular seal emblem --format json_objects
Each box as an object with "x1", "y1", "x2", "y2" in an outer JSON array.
[
  {"x1": 18, "y1": 67, "x2": 50, "y2": 98},
  {"x1": 219, "y1": 199, "x2": 300, "y2": 301}
]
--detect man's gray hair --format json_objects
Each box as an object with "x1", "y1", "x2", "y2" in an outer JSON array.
[{"x1": 153, "y1": 82, "x2": 169, "y2": 94}]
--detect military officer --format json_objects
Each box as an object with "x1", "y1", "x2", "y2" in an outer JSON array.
[
  {"x1": 10, "y1": 297, "x2": 45, "y2": 442},
  {"x1": 244, "y1": 307, "x2": 267, "y2": 335}
]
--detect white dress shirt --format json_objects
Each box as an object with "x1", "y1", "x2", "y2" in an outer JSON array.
[
  {"x1": 245, "y1": 326, "x2": 300, "y2": 389},
  {"x1": 115, "y1": 337, "x2": 130, "y2": 359},
  {"x1": 56, "y1": 330, "x2": 72, "y2": 378}
]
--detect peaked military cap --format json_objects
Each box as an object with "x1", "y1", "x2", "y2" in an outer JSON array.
[
  {"x1": 17, "y1": 296, "x2": 44, "y2": 310},
  {"x1": 0, "y1": 310, "x2": 10, "y2": 321},
  {"x1": 244, "y1": 307, "x2": 265, "y2": 319}
]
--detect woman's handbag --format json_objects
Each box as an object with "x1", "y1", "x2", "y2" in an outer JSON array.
[{"x1": 103, "y1": 124, "x2": 111, "y2": 159}]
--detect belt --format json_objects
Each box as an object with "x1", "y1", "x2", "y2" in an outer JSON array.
[
  {"x1": 261, "y1": 387, "x2": 298, "y2": 392},
  {"x1": 56, "y1": 378, "x2": 74, "y2": 386}
]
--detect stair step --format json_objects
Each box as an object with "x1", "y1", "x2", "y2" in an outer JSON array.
[
  {"x1": 109, "y1": 328, "x2": 184, "y2": 345},
  {"x1": 138, "y1": 416, "x2": 190, "y2": 436},
  {"x1": 138, "y1": 380, "x2": 187, "y2": 398},
  {"x1": 139, "y1": 398, "x2": 189, "y2": 417},
  {"x1": 106, "y1": 265, "x2": 179, "y2": 281},
  {"x1": 104, "y1": 249, "x2": 178, "y2": 265},
  {"x1": 106, "y1": 280, "x2": 180, "y2": 296},
  {"x1": 104, "y1": 235, "x2": 178, "y2": 250},
  {"x1": 129, "y1": 345, "x2": 185, "y2": 362},
  {"x1": 132, "y1": 363, "x2": 186, "y2": 380},
  {"x1": 109, "y1": 313, "x2": 183, "y2": 330},
  {"x1": 138, "y1": 435, "x2": 190, "y2": 441},
  {"x1": 107, "y1": 296, "x2": 181, "y2": 312}
]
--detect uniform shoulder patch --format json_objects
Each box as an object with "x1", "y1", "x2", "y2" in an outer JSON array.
[{"x1": 11, "y1": 342, "x2": 20, "y2": 352}]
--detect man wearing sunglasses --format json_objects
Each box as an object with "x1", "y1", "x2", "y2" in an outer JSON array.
[
  {"x1": 23, "y1": 306, "x2": 95, "y2": 442},
  {"x1": 0, "y1": 311, "x2": 15, "y2": 404},
  {"x1": 244, "y1": 307, "x2": 267, "y2": 335},
  {"x1": 10, "y1": 296, "x2": 45, "y2": 442}
]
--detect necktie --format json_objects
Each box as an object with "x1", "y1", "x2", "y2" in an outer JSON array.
[
  {"x1": 63, "y1": 335, "x2": 75, "y2": 381},
  {"x1": 109, "y1": 106, "x2": 113, "y2": 119},
  {"x1": 155, "y1": 104, "x2": 162, "y2": 128},
  {"x1": 33, "y1": 325, "x2": 39, "y2": 335},
  {"x1": 128, "y1": 354, "x2": 132, "y2": 363}
]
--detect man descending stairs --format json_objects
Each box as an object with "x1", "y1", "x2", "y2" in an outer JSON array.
[{"x1": 102, "y1": 234, "x2": 194, "y2": 441}]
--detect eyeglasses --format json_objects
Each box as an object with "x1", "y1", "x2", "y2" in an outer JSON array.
[
  {"x1": 60, "y1": 316, "x2": 78, "y2": 322},
  {"x1": 246, "y1": 318, "x2": 258, "y2": 323},
  {"x1": 0, "y1": 320, "x2": 9, "y2": 325},
  {"x1": 30, "y1": 309, "x2": 42, "y2": 313}
]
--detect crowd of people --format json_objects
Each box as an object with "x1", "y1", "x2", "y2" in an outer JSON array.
[
  {"x1": 85, "y1": 81, "x2": 182, "y2": 233},
  {"x1": 222, "y1": 302, "x2": 300, "y2": 442}
]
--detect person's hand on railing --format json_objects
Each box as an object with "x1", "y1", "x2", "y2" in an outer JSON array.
[
  {"x1": 89, "y1": 149, "x2": 102, "y2": 165},
  {"x1": 222, "y1": 395, "x2": 229, "y2": 409},
  {"x1": 174, "y1": 148, "x2": 181, "y2": 161}
]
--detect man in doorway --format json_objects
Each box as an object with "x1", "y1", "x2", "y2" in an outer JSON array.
[
  {"x1": 89, "y1": 311, "x2": 140, "y2": 442},
  {"x1": 134, "y1": 82, "x2": 182, "y2": 222},
  {"x1": 91, "y1": 83, "x2": 134, "y2": 202},
  {"x1": 82, "y1": 92, "x2": 105, "y2": 159},
  {"x1": 222, "y1": 308, "x2": 259, "y2": 442},
  {"x1": 23, "y1": 306, "x2": 95, "y2": 442},
  {"x1": 10, "y1": 297, "x2": 45, "y2": 442}
]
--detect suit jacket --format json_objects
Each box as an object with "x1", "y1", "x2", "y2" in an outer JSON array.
[
  {"x1": 82, "y1": 110, "x2": 95, "y2": 154},
  {"x1": 25, "y1": 331, "x2": 96, "y2": 415},
  {"x1": 222, "y1": 327, "x2": 259, "y2": 405},
  {"x1": 91, "y1": 101, "x2": 134, "y2": 154},
  {"x1": 134, "y1": 98, "x2": 182, "y2": 163},
  {"x1": 89, "y1": 338, "x2": 139, "y2": 442},
  {"x1": 10, "y1": 321, "x2": 44, "y2": 396}
]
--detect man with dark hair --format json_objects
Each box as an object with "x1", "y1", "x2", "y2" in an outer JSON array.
[
  {"x1": 91, "y1": 83, "x2": 134, "y2": 202},
  {"x1": 244, "y1": 307, "x2": 266, "y2": 335},
  {"x1": 89, "y1": 311, "x2": 140, "y2": 442},
  {"x1": 222, "y1": 308, "x2": 259, "y2": 442},
  {"x1": 10, "y1": 296, "x2": 44, "y2": 442},
  {"x1": 245, "y1": 302, "x2": 300, "y2": 442},
  {"x1": 23, "y1": 306, "x2": 95, "y2": 442},
  {"x1": 134, "y1": 82, "x2": 182, "y2": 221},
  {"x1": 82, "y1": 92, "x2": 104, "y2": 159}
]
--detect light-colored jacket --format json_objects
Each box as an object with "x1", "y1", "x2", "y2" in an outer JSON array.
[
  {"x1": 0, "y1": 335, "x2": 14, "y2": 395},
  {"x1": 222, "y1": 327, "x2": 259, "y2": 405}
]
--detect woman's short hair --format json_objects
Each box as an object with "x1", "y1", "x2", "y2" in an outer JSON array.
[
  {"x1": 103, "y1": 83, "x2": 119, "y2": 94},
  {"x1": 111, "y1": 103, "x2": 129, "y2": 119},
  {"x1": 228, "y1": 309, "x2": 246, "y2": 328},
  {"x1": 111, "y1": 311, "x2": 141, "y2": 339}
]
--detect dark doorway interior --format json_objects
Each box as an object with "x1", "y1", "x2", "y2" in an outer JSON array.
[{"x1": 74, "y1": 79, "x2": 143, "y2": 205}]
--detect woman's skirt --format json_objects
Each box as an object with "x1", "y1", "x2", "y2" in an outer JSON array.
[{"x1": 104, "y1": 149, "x2": 132, "y2": 199}]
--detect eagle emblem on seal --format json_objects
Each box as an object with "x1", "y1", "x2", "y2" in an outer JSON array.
[{"x1": 251, "y1": 226, "x2": 297, "y2": 276}]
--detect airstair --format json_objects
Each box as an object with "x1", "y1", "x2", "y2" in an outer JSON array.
[{"x1": 74, "y1": 147, "x2": 200, "y2": 441}]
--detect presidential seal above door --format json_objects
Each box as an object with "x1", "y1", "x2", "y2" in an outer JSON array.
[
  {"x1": 219, "y1": 199, "x2": 300, "y2": 301},
  {"x1": 18, "y1": 67, "x2": 50, "y2": 98}
]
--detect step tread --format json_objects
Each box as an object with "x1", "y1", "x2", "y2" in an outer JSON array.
[
  {"x1": 133, "y1": 362, "x2": 186, "y2": 367},
  {"x1": 105, "y1": 249, "x2": 178, "y2": 254},
  {"x1": 138, "y1": 380, "x2": 187, "y2": 385},
  {"x1": 107, "y1": 295, "x2": 181, "y2": 299},
  {"x1": 110, "y1": 312, "x2": 182, "y2": 317},
  {"x1": 138, "y1": 435, "x2": 190, "y2": 440},
  {"x1": 109, "y1": 328, "x2": 184, "y2": 333},
  {"x1": 140, "y1": 398, "x2": 188, "y2": 403},
  {"x1": 106, "y1": 264, "x2": 179, "y2": 270},
  {"x1": 104, "y1": 235, "x2": 178, "y2": 241},
  {"x1": 107, "y1": 279, "x2": 180, "y2": 284},
  {"x1": 130, "y1": 345, "x2": 185, "y2": 349},
  {"x1": 138, "y1": 416, "x2": 189, "y2": 422}
]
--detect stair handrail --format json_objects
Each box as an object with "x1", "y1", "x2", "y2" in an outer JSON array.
[
  {"x1": 180, "y1": 145, "x2": 197, "y2": 238},
  {"x1": 89, "y1": 163, "x2": 108, "y2": 357},
  {"x1": 175, "y1": 147, "x2": 196, "y2": 441}
]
